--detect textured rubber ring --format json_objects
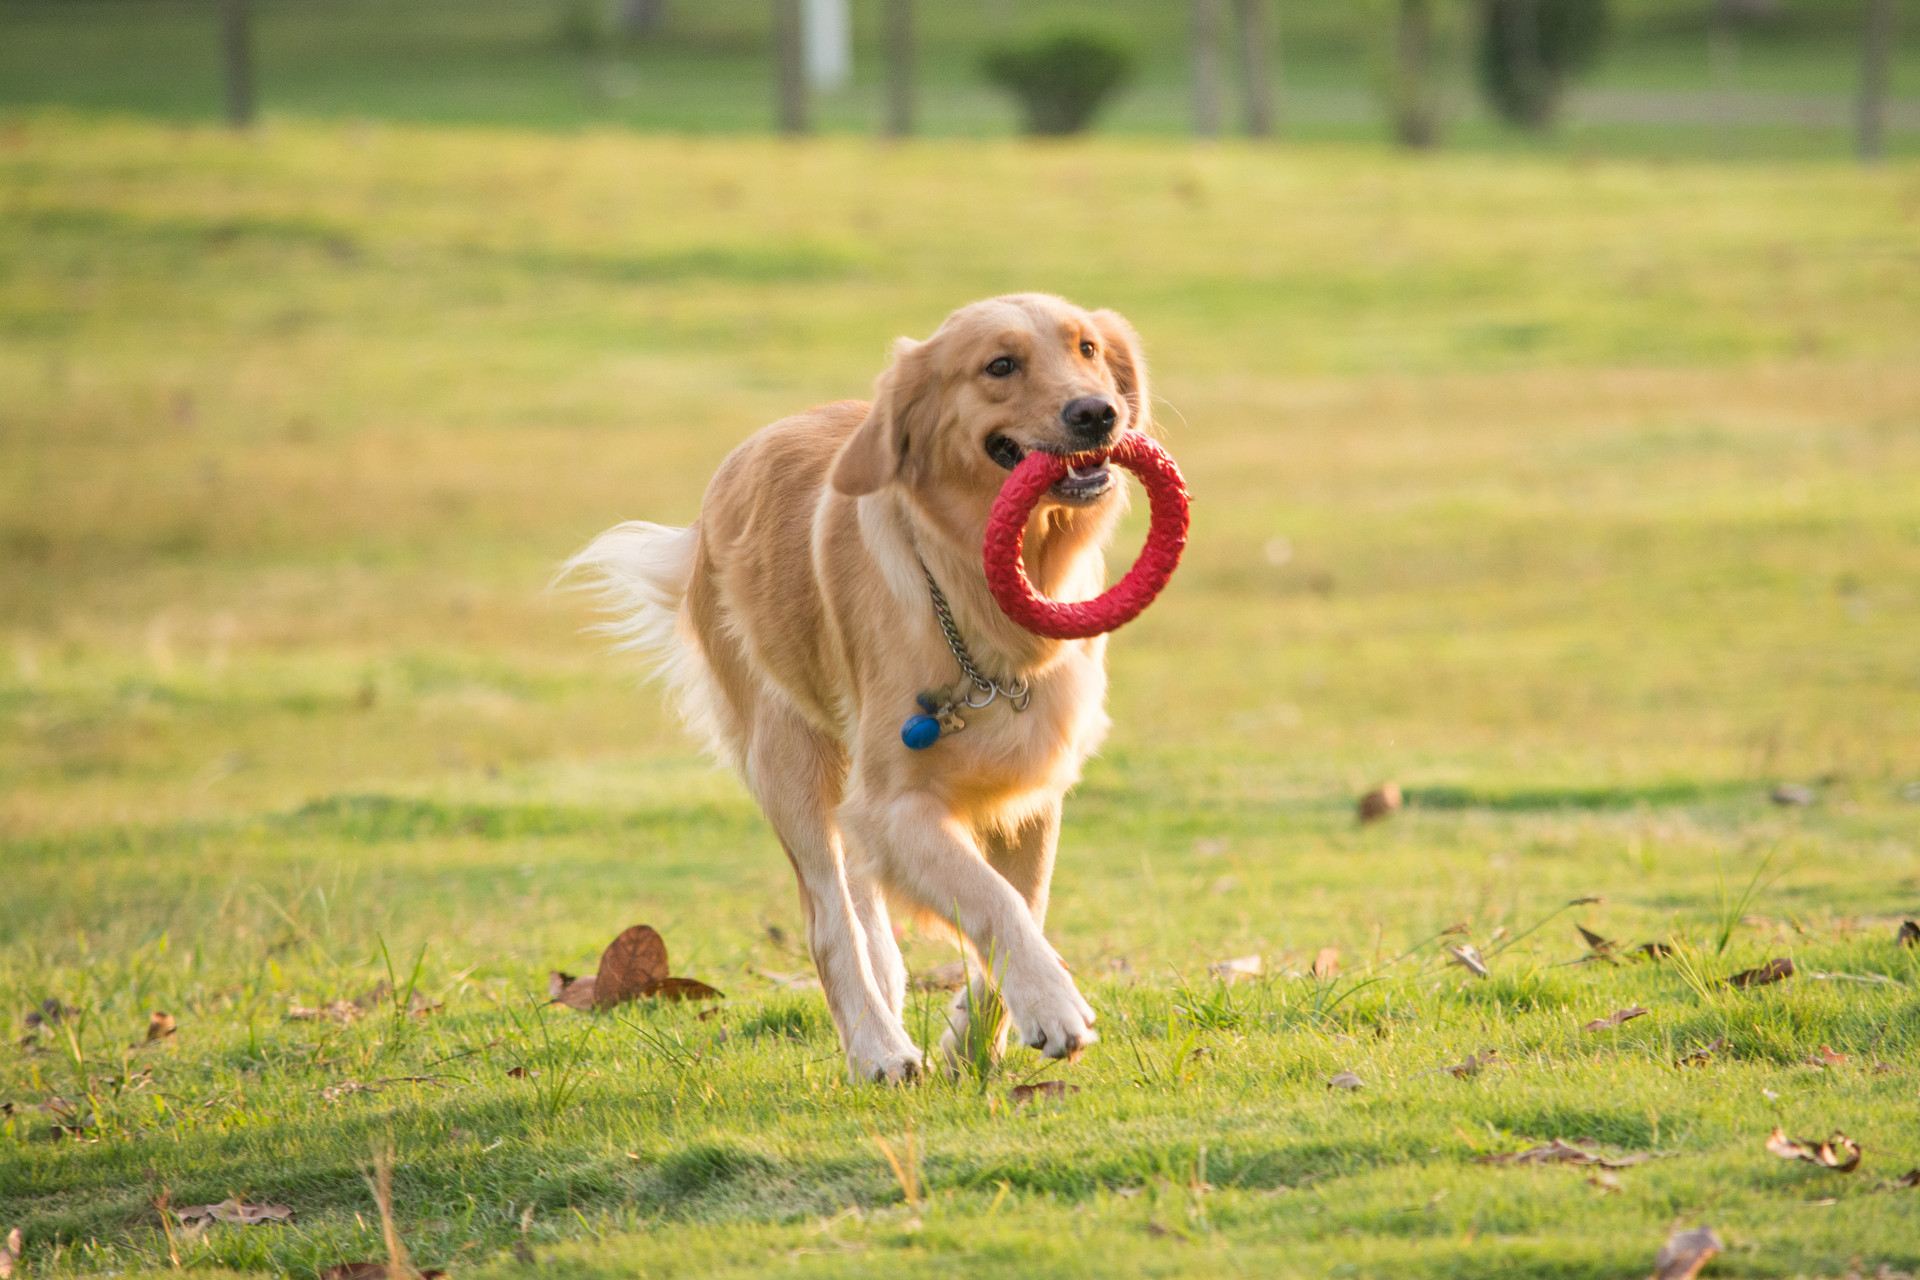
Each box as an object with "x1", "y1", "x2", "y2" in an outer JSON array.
[{"x1": 982, "y1": 432, "x2": 1190, "y2": 640}]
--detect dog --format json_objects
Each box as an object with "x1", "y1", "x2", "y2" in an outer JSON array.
[{"x1": 567, "y1": 293, "x2": 1150, "y2": 1081}]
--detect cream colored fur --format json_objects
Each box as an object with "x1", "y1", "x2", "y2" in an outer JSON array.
[{"x1": 570, "y1": 294, "x2": 1152, "y2": 1081}]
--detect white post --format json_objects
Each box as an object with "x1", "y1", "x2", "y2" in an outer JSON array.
[{"x1": 802, "y1": 0, "x2": 852, "y2": 92}]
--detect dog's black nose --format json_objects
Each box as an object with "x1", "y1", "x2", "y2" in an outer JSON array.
[{"x1": 1060, "y1": 396, "x2": 1117, "y2": 441}]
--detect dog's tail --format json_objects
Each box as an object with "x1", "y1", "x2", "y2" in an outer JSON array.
[{"x1": 558, "y1": 521, "x2": 734, "y2": 765}]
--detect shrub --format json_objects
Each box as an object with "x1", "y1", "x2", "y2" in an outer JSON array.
[
  {"x1": 981, "y1": 29, "x2": 1135, "y2": 136},
  {"x1": 1475, "y1": 0, "x2": 1608, "y2": 129}
]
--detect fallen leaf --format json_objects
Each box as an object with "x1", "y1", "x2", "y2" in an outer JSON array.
[
  {"x1": 1898, "y1": 920, "x2": 1919, "y2": 948},
  {"x1": 1894, "y1": 1168, "x2": 1919, "y2": 1188},
  {"x1": 638, "y1": 976, "x2": 724, "y2": 1002},
  {"x1": 1311, "y1": 948, "x2": 1340, "y2": 980},
  {"x1": 1770, "y1": 783, "x2": 1814, "y2": 806},
  {"x1": 1209, "y1": 955, "x2": 1262, "y2": 982},
  {"x1": 1446, "y1": 944, "x2": 1489, "y2": 978},
  {"x1": 697, "y1": 1006, "x2": 723, "y2": 1022},
  {"x1": 911, "y1": 961, "x2": 967, "y2": 992},
  {"x1": 1727, "y1": 957, "x2": 1794, "y2": 988},
  {"x1": 1475, "y1": 1138, "x2": 1648, "y2": 1168},
  {"x1": 1357, "y1": 783, "x2": 1402, "y2": 823},
  {"x1": 1576, "y1": 925, "x2": 1618, "y2": 959},
  {"x1": 141, "y1": 1012, "x2": 177, "y2": 1044},
  {"x1": 1803, "y1": 1044, "x2": 1849, "y2": 1068},
  {"x1": 1677, "y1": 1036, "x2": 1727, "y2": 1067},
  {"x1": 1327, "y1": 1072, "x2": 1364, "y2": 1091},
  {"x1": 1586, "y1": 1170, "x2": 1622, "y2": 1192},
  {"x1": 1582, "y1": 1005, "x2": 1650, "y2": 1032},
  {"x1": 1634, "y1": 941, "x2": 1674, "y2": 960},
  {"x1": 23, "y1": 999, "x2": 70, "y2": 1031},
  {"x1": 0, "y1": 1227, "x2": 19, "y2": 1280},
  {"x1": 1009, "y1": 1081, "x2": 1080, "y2": 1106},
  {"x1": 549, "y1": 971, "x2": 596, "y2": 1010},
  {"x1": 591, "y1": 925, "x2": 670, "y2": 1008},
  {"x1": 505, "y1": 1066, "x2": 536, "y2": 1079},
  {"x1": 1766, "y1": 1126, "x2": 1862, "y2": 1172},
  {"x1": 1652, "y1": 1226, "x2": 1722, "y2": 1280},
  {"x1": 174, "y1": 1199, "x2": 293, "y2": 1226},
  {"x1": 1446, "y1": 1050, "x2": 1499, "y2": 1078}
]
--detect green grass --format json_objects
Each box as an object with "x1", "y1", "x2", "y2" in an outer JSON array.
[{"x1": 3, "y1": 115, "x2": 1920, "y2": 1277}]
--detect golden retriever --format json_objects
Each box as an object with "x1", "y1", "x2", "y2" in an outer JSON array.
[{"x1": 568, "y1": 293, "x2": 1149, "y2": 1081}]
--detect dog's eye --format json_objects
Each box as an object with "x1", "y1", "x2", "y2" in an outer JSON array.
[
  {"x1": 985, "y1": 356, "x2": 1017, "y2": 378},
  {"x1": 1079, "y1": 341, "x2": 1096, "y2": 358}
]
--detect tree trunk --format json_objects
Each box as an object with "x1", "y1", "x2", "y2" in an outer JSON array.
[
  {"x1": 1232, "y1": 0, "x2": 1274, "y2": 137},
  {"x1": 773, "y1": 0, "x2": 808, "y2": 135},
  {"x1": 1858, "y1": 0, "x2": 1895, "y2": 162},
  {"x1": 1193, "y1": 0, "x2": 1222, "y2": 138},
  {"x1": 1394, "y1": 0, "x2": 1439, "y2": 148},
  {"x1": 884, "y1": 0, "x2": 913, "y2": 137},
  {"x1": 221, "y1": 0, "x2": 255, "y2": 128}
]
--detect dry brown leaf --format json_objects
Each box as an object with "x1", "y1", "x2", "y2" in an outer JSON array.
[
  {"x1": 1587, "y1": 1170, "x2": 1622, "y2": 1193},
  {"x1": 1475, "y1": 1138, "x2": 1649, "y2": 1168},
  {"x1": 639, "y1": 976, "x2": 724, "y2": 1003},
  {"x1": 1447, "y1": 1050, "x2": 1499, "y2": 1078},
  {"x1": 1895, "y1": 1168, "x2": 1919, "y2": 1188},
  {"x1": 1582, "y1": 1005, "x2": 1650, "y2": 1032},
  {"x1": 592, "y1": 925, "x2": 671, "y2": 1008},
  {"x1": 1803, "y1": 1044, "x2": 1849, "y2": 1068},
  {"x1": 1727, "y1": 957, "x2": 1794, "y2": 988},
  {"x1": 1446, "y1": 944, "x2": 1489, "y2": 978},
  {"x1": 1635, "y1": 941, "x2": 1674, "y2": 961},
  {"x1": 1357, "y1": 783, "x2": 1402, "y2": 823},
  {"x1": 1897, "y1": 919, "x2": 1919, "y2": 947},
  {"x1": 174, "y1": 1199, "x2": 293, "y2": 1226},
  {"x1": 505, "y1": 1066, "x2": 536, "y2": 1079},
  {"x1": 1327, "y1": 1072, "x2": 1364, "y2": 1091},
  {"x1": 911, "y1": 961, "x2": 967, "y2": 992},
  {"x1": 0, "y1": 1227, "x2": 20, "y2": 1280},
  {"x1": 142, "y1": 1012, "x2": 177, "y2": 1043},
  {"x1": 548, "y1": 971, "x2": 597, "y2": 1010},
  {"x1": 1677, "y1": 1036, "x2": 1727, "y2": 1067},
  {"x1": 1009, "y1": 1081, "x2": 1080, "y2": 1106},
  {"x1": 1209, "y1": 955, "x2": 1262, "y2": 982},
  {"x1": 1576, "y1": 925, "x2": 1618, "y2": 958},
  {"x1": 1652, "y1": 1226, "x2": 1722, "y2": 1280},
  {"x1": 1765, "y1": 1126, "x2": 1862, "y2": 1173},
  {"x1": 1311, "y1": 948, "x2": 1340, "y2": 980}
]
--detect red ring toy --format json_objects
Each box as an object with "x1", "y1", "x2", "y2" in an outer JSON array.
[{"x1": 983, "y1": 432, "x2": 1190, "y2": 640}]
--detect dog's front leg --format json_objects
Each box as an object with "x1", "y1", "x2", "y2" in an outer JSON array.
[
  {"x1": 937, "y1": 803, "x2": 1063, "y2": 1070},
  {"x1": 846, "y1": 792, "x2": 1095, "y2": 1059},
  {"x1": 748, "y1": 718, "x2": 922, "y2": 1084}
]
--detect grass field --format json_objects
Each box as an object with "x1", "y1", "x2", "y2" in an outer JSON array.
[{"x1": 3, "y1": 114, "x2": 1920, "y2": 1277}]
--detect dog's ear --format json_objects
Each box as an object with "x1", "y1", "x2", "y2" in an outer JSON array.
[
  {"x1": 1089, "y1": 309, "x2": 1151, "y2": 435},
  {"x1": 831, "y1": 336, "x2": 939, "y2": 496}
]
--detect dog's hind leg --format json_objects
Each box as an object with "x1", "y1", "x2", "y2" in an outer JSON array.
[{"x1": 747, "y1": 706, "x2": 922, "y2": 1084}]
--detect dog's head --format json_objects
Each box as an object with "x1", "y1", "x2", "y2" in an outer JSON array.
[{"x1": 830, "y1": 294, "x2": 1150, "y2": 528}]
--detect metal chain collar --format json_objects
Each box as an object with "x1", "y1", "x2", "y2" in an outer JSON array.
[{"x1": 921, "y1": 562, "x2": 1031, "y2": 712}]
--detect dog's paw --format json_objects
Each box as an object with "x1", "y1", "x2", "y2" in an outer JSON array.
[{"x1": 1004, "y1": 970, "x2": 1098, "y2": 1060}]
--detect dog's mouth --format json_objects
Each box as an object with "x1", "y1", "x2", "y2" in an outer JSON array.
[{"x1": 985, "y1": 434, "x2": 1116, "y2": 505}]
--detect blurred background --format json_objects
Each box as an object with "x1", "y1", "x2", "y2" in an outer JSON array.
[{"x1": 1, "y1": 0, "x2": 1913, "y2": 158}]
